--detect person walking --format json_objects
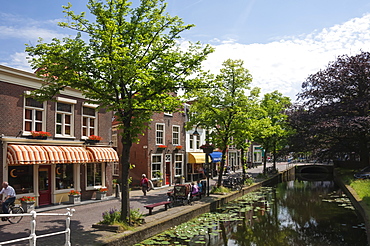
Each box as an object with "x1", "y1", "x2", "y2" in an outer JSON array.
[
  {"x1": 140, "y1": 174, "x2": 149, "y2": 196},
  {"x1": 0, "y1": 182, "x2": 16, "y2": 221}
]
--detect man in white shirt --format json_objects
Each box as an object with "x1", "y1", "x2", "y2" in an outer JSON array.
[{"x1": 0, "y1": 182, "x2": 16, "y2": 221}]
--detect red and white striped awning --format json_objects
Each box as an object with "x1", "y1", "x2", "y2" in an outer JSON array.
[
  {"x1": 7, "y1": 145, "x2": 118, "y2": 165},
  {"x1": 59, "y1": 146, "x2": 91, "y2": 163},
  {"x1": 87, "y1": 147, "x2": 119, "y2": 162},
  {"x1": 42, "y1": 146, "x2": 68, "y2": 163},
  {"x1": 7, "y1": 145, "x2": 49, "y2": 165}
]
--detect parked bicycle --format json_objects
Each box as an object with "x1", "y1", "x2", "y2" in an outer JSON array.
[
  {"x1": 222, "y1": 173, "x2": 251, "y2": 190},
  {"x1": 0, "y1": 201, "x2": 24, "y2": 224}
]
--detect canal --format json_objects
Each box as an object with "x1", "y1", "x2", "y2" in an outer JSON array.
[{"x1": 138, "y1": 173, "x2": 368, "y2": 245}]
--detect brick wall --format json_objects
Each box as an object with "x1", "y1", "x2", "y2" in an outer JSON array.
[{"x1": 0, "y1": 81, "x2": 113, "y2": 142}]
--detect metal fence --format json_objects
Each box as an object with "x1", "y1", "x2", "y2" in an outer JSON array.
[{"x1": 0, "y1": 208, "x2": 75, "y2": 246}]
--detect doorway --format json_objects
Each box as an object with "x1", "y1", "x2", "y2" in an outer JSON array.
[
  {"x1": 38, "y1": 166, "x2": 51, "y2": 206},
  {"x1": 165, "y1": 154, "x2": 171, "y2": 185}
]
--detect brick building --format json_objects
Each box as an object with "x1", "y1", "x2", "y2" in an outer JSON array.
[
  {"x1": 114, "y1": 110, "x2": 187, "y2": 188},
  {"x1": 0, "y1": 65, "x2": 118, "y2": 206}
]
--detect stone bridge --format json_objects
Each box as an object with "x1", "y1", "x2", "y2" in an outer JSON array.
[
  {"x1": 295, "y1": 164, "x2": 334, "y2": 173},
  {"x1": 294, "y1": 164, "x2": 334, "y2": 181}
]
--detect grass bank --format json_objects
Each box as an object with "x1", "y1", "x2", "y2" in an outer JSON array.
[{"x1": 336, "y1": 168, "x2": 370, "y2": 215}]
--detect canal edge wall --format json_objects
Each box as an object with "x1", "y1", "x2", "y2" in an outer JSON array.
[
  {"x1": 334, "y1": 169, "x2": 370, "y2": 244},
  {"x1": 103, "y1": 167, "x2": 294, "y2": 246}
]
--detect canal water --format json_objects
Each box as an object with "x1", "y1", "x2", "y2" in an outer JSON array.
[{"x1": 138, "y1": 174, "x2": 368, "y2": 245}]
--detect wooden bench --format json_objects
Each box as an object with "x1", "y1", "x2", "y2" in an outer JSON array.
[
  {"x1": 191, "y1": 192, "x2": 202, "y2": 200},
  {"x1": 144, "y1": 201, "x2": 172, "y2": 215}
]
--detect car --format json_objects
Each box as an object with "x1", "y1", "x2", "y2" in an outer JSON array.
[{"x1": 354, "y1": 166, "x2": 370, "y2": 179}]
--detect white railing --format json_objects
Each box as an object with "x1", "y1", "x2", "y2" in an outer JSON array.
[{"x1": 0, "y1": 208, "x2": 75, "y2": 246}]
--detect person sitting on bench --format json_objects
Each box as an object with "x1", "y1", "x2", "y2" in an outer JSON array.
[{"x1": 191, "y1": 182, "x2": 199, "y2": 195}]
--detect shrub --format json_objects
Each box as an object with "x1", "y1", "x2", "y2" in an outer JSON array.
[
  {"x1": 210, "y1": 186, "x2": 230, "y2": 194},
  {"x1": 100, "y1": 208, "x2": 121, "y2": 225},
  {"x1": 244, "y1": 177, "x2": 254, "y2": 186},
  {"x1": 99, "y1": 208, "x2": 144, "y2": 228}
]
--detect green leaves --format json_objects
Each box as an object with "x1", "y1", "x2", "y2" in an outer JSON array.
[{"x1": 26, "y1": 0, "x2": 213, "y2": 223}]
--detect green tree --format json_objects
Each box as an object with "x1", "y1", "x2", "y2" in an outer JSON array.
[
  {"x1": 232, "y1": 98, "x2": 261, "y2": 179},
  {"x1": 186, "y1": 59, "x2": 258, "y2": 187},
  {"x1": 25, "y1": 0, "x2": 213, "y2": 223},
  {"x1": 253, "y1": 91, "x2": 291, "y2": 173}
]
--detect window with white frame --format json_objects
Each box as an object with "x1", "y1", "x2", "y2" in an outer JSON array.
[
  {"x1": 87, "y1": 163, "x2": 103, "y2": 187},
  {"x1": 151, "y1": 155, "x2": 162, "y2": 179},
  {"x1": 24, "y1": 97, "x2": 45, "y2": 132},
  {"x1": 82, "y1": 106, "x2": 97, "y2": 137},
  {"x1": 56, "y1": 101, "x2": 74, "y2": 137},
  {"x1": 156, "y1": 123, "x2": 165, "y2": 145},
  {"x1": 174, "y1": 154, "x2": 183, "y2": 176},
  {"x1": 172, "y1": 125, "x2": 180, "y2": 145},
  {"x1": 189, "y1": 135, "x2": 194, "y2": 149},
  {"x1": 113, "y1": 162, "x2": 119, "y2": 176},
  {"x1": 196, "y1": 135, "x2": 200, "y2": 149}
]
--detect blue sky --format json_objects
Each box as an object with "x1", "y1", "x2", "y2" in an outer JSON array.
[{"x1": 2, "y1": 0, "x2": 370, "y2": 101}]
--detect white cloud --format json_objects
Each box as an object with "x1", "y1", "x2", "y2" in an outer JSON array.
[
  {"x1": 0, "y1": 12, "x2": 69, "y2": 42},
  {"x1": 4, "y1": 52, "x2": 33, "y2": 72},
  {"x1": 4, "y1": 12, "x2": 370, "y2": 102},
  {"x1": 202, "y1": 13, "x2": 370, "y2": 101}
]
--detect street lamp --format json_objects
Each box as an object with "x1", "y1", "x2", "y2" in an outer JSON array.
[{"x1": 192, "y1": 127, "x2": 212, "y2": 196}]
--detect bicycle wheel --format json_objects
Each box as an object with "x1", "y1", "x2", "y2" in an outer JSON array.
[{"x1": 8, "y1": 206, "x2": 23, "y2": 224}]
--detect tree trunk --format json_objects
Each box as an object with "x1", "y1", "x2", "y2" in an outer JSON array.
[
  {"x1": 217, "y1": 149, "x2": 228, "y2": 187},
  {"x1": 120, "y1": 113, "x2": 133, "y2": 224},
  {"x1": 241, "y1": 148, "x2": 246, "y2": 179},
  {"x1": 359, "y1": 141, "x2": 370, "y2": 166},
  {"x1": 263, "y1": 148, "x2": 268, "y2": 175},
  {"x1": 273, "y1": 143, "x2": 277, "y2": 170}
]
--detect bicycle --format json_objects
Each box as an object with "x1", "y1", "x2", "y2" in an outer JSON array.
[{"x1": 0, "y1": 201, "x2": 24, "y2": 224}]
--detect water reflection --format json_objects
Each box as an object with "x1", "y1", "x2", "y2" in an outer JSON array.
[{"x1": 140, "y1": 175, "x2": 368, "y2": 246}]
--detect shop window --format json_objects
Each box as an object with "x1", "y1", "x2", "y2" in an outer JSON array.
[
  {"x1": 151, "y1": 155, "x2": 162, "y2": 179},
  {"x1": 24, "y1": 97, "x2": 45, "y2": 133},
  {"x1": 55, "y1": 164, "x2": 74, "y2": 190},
  {"x1": 87, "y1": 163, "x2": 102, "y2": 187},
  {"x1": 82, "y1": 106, "x2": 97, "y2": 137},
  {"x1": 8, "y1": 166, "x2": 34, "y2": 194}
]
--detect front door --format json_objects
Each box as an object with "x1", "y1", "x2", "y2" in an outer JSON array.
[
  {"x1": 165, "y1": 154, "x2": 171, "y2": 185},
  {"x1": 39, "y1": 166, "x2": 51, "y2": 206}
]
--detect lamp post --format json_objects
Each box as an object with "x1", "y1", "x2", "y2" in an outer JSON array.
[
  {"x1": 192, "y1": 126, "x2": 212, "y2": 196},
  {"x1": 203, "y1": 149, "x2": 211, "y2": 196}
]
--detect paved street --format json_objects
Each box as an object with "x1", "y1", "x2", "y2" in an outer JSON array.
[{"x1": 0, "y1": 162, "x2": 292, "y2": 246}]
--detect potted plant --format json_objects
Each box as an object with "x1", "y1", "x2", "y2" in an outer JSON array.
[
  {"x1": 85, "y1": 135, "x2": 102, "y2": 144},
  {"x1": 19, "y1": 196, "x2": 36, "y2": 212},
  {"x1": 157, "y1": 145, "x2": 167, "y2": 151},
  {"x1": 154, "y1": 171, "x2": 163, "y2": 187},
  {"x1": 96, "y1": 187, "x2": 108, "y2": 200},
  {"x1": 29, "y1": 131, "x2": 52, "y2": 139},
  {"x1": 68, "y1": 190, "x2": 81, "y2": 204},
  {"x1": 200, "y1": 143, "x2": 215, "y2": 154},
  {"x1": 175, "y1": 145, "x2": 182, "y2": 151}
]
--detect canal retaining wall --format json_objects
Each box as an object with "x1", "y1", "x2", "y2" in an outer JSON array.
[{"x1": 334, "y1": 170, "x2": 370, "y2": 244}]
